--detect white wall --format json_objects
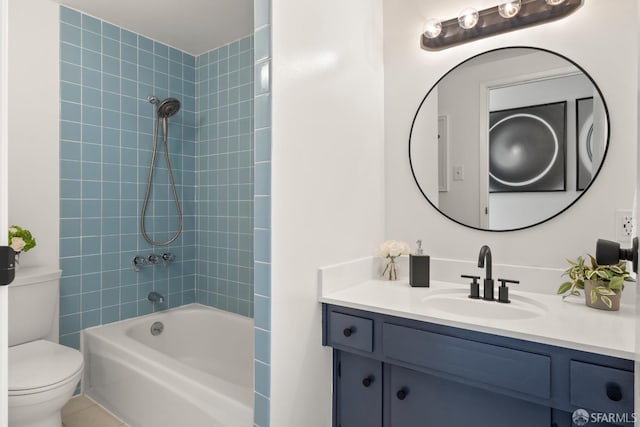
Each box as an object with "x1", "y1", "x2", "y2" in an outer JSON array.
[
  {"x1": 271, "y1": 0, "x2": 385, "y2": 425},
  {"x1": 8, "y1": 0, "x2": 59, "y2": 269},
  {"x1": 385, "y1": 0, "x2": 637, "y2": 268}
]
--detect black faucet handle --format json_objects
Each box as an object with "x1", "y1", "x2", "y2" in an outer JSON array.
[
  {"x1": 461, "y1": 274, "x2": 481, "y2": 299},
  {"x1": 497, "y1": 278, "x2": 519, "y2": 303}
]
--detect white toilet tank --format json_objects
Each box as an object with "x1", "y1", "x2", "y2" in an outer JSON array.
[{"x1": 8, "y1": 267, "x2": 62, "y2": 347}]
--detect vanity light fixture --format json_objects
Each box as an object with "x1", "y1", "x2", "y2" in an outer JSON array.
[{"x1": 421, "y1": 0, "x2": 583, "y2": 51}]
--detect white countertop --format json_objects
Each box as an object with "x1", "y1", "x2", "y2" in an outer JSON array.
[{"x1": 320, "y1": 278, "x2": 636, "y2": 360}]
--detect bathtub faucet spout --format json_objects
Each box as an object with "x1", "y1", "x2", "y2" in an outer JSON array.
[{"x1": 148, "y1": 291, "x2": 165, "y2": 304}]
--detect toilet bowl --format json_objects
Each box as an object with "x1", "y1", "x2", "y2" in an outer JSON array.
[
  {"x1": 7, "y1": 267, "x2": 84, "y2": 427},
  {"x1": 9, "y1": 340, "x2": 84, "y2": 427}
]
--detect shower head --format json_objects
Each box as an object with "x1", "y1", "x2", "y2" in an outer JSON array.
[
  {"x1": 156, "y1": 98, "x2": 181, "y2": 118},
  {"x1": 147, "y1": 96, "x2": 181, "y2": 118}
]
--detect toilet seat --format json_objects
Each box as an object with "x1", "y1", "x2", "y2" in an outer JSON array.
[{"x1": 9, "y1": 339, "x2": 84, "y2": 396}]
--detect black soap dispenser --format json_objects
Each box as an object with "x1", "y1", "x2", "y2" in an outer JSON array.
[{"x1": 409, "y1": 240, "x2": 430, "y2": 287}]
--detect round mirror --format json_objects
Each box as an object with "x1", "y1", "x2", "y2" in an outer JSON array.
[{"x1": 409, "y1": 47, "x2": 609, "y2": 231}]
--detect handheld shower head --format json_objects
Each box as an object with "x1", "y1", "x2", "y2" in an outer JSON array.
[
  {"x1": 147, "y1": 96, "x2": 181, "y2": 118},
  {"x1": 157, "y1": 98, "x2": 181, "y2": 118},
  {"x1": 142, "y1": 95, "x2": 184, "y2": 246}
]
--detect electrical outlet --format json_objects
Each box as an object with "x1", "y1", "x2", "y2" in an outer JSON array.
[{"x1": 615, "y1": 210, "x2": 634, "y2": 242}]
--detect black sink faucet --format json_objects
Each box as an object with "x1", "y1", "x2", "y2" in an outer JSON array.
[{"x1": 478, "y1": 245, "x2": 495, "y2": 301}]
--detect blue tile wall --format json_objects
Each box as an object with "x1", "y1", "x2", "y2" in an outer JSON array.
[
  {"x1": 195, "y1": 36, "x2": 255, "y2": 317},
  {"x1": 253, "y1": 0, "x2": 272, "y2": 425},
  {"x1": 59, "y1": 7, "x2": 197, "y2": 349},
  {"x1": 60, "y1": 4, "x2": 264, "y2": 423}
]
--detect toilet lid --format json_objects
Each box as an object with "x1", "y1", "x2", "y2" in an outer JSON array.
[{"x1": 9, "y1": 340, "x2": 84, "y2": 392}]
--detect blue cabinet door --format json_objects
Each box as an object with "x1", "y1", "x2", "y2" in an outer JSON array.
[
  {"x1": 388, "y1": 365, "x2": 551, "y2": 427},
  {"x1": 337, "y1": 351, "x2": 382, "y2": 427}
]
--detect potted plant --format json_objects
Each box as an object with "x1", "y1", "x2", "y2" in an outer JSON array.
[{"x1": 557, "y1": 255, "x2": 633, "y2": 311}]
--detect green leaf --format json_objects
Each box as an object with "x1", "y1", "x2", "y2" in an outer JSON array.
[
  {"x1": 588, "y1": 255, "x2": 597, "y2": 269},
  {"x1": 609, "y1": 281, "x2": 623, "y2": 291},
  {"x1": 595, "y1": 286, "x2": 616, "y2": 296},
  {"x1": 595, "y1": 270, "x2": 609, "y2": 280},
  {"x1": 609, "y1": 276, "x2": 624, "y2": 288},
  {"x1": 557, "y1": 282, "x2": 573, "y2": 295},
  {"x1": 576, "y1": 279, "x2": 584, "y2": 289},
  {"x1": 610, "y1": 265, "x2": 624, "y2": 274},
  {"x1": 601, "y1": 296, "x2": 613, "y2": 309},
  {"x1": 590, "y1": 288, "x2": 597, "y2": 305},
  {"x1": 571, "y1": 290, "x2": 581, "y2": 296}
]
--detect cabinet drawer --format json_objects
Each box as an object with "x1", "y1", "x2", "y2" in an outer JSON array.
[
  {"x1": 328, "y1": 312, "x2": 373, "y2": 353},
  {"x1": 570, "y1": 361, "x2": 634, "y2": 416},
  {"x1": 382, "y1": 323, "x2": 550, "y2": 399}
]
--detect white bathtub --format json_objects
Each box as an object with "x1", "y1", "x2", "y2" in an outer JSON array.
[{"x1": 83, "y1": 304, "x2": 254, "y2": 427}]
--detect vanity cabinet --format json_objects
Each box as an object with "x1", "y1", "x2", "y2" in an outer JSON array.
[{"x1": 323, "y1": 304, "x2": 634, "y2": 427}]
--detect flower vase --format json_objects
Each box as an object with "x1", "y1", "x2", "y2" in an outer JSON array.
[
  {"x1": 13, "y1": 251, "x2": 20, "y2": 270},
  {"x1": 382, "y1": 257, "x2": 399, "y2": 281}
]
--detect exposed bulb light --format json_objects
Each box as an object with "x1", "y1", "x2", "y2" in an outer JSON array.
[
  {"x1": 498, "y1": 0, "x2": 521, "y2": 18},
  {"x1": 423, "y1": 18, "x2": 443, "y2": 39},
  {"x1": 421, "y1": 0, "x2": 582, "y2": 51},
  {"x1": 458, "y1": 8, "x2": 479, "y2": 29}
]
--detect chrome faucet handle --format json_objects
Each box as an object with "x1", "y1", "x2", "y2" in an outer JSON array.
[
  {"x1": 147, "y1": 254, "x2": 161, "y2": 264},
  {"x1": 132, "y1": 256, "x2": 147, "y2": 272},
  {"x1": 161, "y1": 252, "x2": 175, "y2": 265}
]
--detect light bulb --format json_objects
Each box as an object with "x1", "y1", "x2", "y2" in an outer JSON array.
[
  {"x1": 545, "y1": 0, "x2": 566, "y2": 5},
  {"x1": 423, "y1": 18, "x2": 442, "y2": 39},
  {"x1": 498, "y1": 0, "x2": 521, "y2": 18},
  {"x1": 458, "y1": 8, "x2": 479, "y2": 30}
]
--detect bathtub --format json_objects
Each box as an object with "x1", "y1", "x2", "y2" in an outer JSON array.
[{"x1": 83, "y1": 303, "x2": 254, "y2": 427}]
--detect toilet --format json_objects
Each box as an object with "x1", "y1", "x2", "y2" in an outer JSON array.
[{"x1": 8, "y1": 267, "x2": 84, "y2": 427}]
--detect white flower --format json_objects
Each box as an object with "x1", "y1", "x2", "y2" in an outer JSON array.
[
  {"x1": 8, "y1": 227, "x2": 17, "y2": 234},
  {"x1": 376, "y1": 240, "x2": 410, "y2": 258},
  {"x1": 10, "y1": 237, "x2": 25, "y2": 252}
]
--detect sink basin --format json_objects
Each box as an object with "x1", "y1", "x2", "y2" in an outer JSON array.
[{"x1": 415, "y1": 289, "x2": 547, "y2": 320}]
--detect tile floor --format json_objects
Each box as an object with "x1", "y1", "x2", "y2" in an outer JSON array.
[{"x1": 62, "y1": 395, "x2": 127, "y2": 427}]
